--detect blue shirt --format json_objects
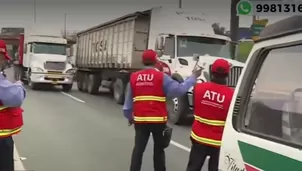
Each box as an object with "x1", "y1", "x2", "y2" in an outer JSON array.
[
  {"x1": 123, "y1": 68, "x2": 196, "y2": 120},
  {"x1": 0, "y1": 75, "x2": 26, "y2": 107}
]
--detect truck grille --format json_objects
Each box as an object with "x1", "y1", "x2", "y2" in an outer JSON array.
[
  {"x1": 227, "y1": 66, "x2": 243, "y2": 87},
  {"x1": 44, "y1": 61, "x2": 66, "y2": 71},
  {"x1": 209, "y1": 65, "x2": 243, "y2": 87}
]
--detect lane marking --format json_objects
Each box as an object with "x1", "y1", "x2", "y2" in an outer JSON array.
[
  {"x1": 59, "y1": 92, "x2": 194, "y2": 153},
  {"x1": 170, "y1": 140, "x2": 190, "y2": 152},
  {"x1": 14, "y1": 145, "x2": 26, "y2": 170},
  {"x1": 61, "y1": 92, "x2": 86, "y2": 103}
]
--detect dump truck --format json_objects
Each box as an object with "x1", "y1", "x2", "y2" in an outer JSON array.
[{"x1": 75, "y1": 7, "x2": 245, "y2": 125}]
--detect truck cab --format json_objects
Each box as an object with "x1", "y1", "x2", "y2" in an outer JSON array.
[
  {"x1": 155, "y1": 33, "x2": 245, "y2": 124},
  {"x1": 22, "y1": 35, "x2": 75, "y2": 91}
]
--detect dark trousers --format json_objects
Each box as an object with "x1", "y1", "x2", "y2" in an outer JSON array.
[
  {"x1": 129, "y1": 123, "x2": 166, "y2": 171},
  {"x1": 0, "y1": 136, "x2": 14, "y2": 171},
  {"x1": 186, "y1": 139, "x2": 220, "y2": 171}
]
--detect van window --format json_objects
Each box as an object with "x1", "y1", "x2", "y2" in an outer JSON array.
[{"x1": 244, "y1": 44, "x2": 302, "y2": 145}]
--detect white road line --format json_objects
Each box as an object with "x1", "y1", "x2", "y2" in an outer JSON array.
[
  {"x1": 59, "y1": 92, "x2": 193, "y2": 153},
  {"x1": 170, "y1": 140, "x2": 190, "y2": 152},
  {"x1": 14, "y1": 145, "x2": 26, "y2": 170},
  {"x1": 61, "y1": 92, "x2": 86, "y2": 103}
]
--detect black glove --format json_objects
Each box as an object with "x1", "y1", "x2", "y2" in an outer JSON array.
[{"x1": 0, "y1": 70, "x2": 6, "y2": 78}]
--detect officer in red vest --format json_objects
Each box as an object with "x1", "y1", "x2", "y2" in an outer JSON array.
[
  {"x1": 0, "y1": 40, "x2": 26, "y2": 171},
  {"x1": 186, "y1": 59, "x2": 234, "y2": 171},
  {"x1": 123, "y1": 49, "x2": 202, "y2": 171}
]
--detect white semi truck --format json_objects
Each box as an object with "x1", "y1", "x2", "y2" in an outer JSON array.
[
  {"x1": 19, "y1": 34, "x2": 75, "y2": 91},
  {"x1": 75, "y1": 7, "x2": 245, "y2": 125}
]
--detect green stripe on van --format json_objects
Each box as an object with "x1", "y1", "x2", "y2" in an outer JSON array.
[{"x1": 238, "y1": 141, "x2": 302, "y2": 171}]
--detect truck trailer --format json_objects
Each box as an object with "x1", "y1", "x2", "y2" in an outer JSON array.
[{"x1": 75, "y1": 7, "x2": 245, "y2": 125}]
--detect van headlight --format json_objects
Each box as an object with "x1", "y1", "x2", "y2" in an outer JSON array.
[
  {"x1": 32, "y1": 67, "x2": 44, "y2": 72},
  {"x1": 65, "y1": 69, "x2": 75, "y2": 74}
]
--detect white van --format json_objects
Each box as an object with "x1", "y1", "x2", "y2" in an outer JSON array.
[{"x1": 219, "y1": 16, "x2": 302, "y2": 171}]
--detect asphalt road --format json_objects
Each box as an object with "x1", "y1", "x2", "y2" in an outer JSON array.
[{"x1": 5, "y1": 70, "x2": 209, "y2": 170}]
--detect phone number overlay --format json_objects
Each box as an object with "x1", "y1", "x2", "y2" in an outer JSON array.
[{"x1": 237, "y1": 1, "x2": 302, "y2": 16}]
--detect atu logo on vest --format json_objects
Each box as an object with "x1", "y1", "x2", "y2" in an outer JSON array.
[
  {"x1": 203, "y1": 90, "x2": 225, "y2": 103},
  {"x1": 136, "y1": 74, "x2": 154, "y2": 86}
]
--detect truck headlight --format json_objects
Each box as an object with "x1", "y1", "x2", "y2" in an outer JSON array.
[
  {"x1": 32, "y1": 67, "x2": 44, "y2": 72},
  {"x1": 65, "y1": 69, "x2": 75, "y2": 74}
]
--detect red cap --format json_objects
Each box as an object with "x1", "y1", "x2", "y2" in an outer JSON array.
[
  {"x1": 211, "y1": 59, "x2": 230, "y2": 75},
  {"x1": 0, "y1": 40, "x2": 11, "y2": 60},
  {"x1": 142, "y1": 49, "x2": 157, "y2": 63}
]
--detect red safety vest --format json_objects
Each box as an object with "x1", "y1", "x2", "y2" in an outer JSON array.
[
  {"x1": 0, "y1": 102, "x2": 23, "y2": 138},
  {"x1": 191, "y1": 82, "x2": 234, "y2": 147},
  {"x1": 130, "y1": 68, "x2": 168, "y2": 123}
]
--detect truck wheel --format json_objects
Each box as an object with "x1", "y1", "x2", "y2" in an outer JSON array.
[
  {"x1": 28, "y1": 71, "x2": 39, "y2": 90},
  {"x1": 77, "y1": 72, "x2": 83, "y2": 91},
  {"x1": 82, "y1": 73, "x2": 89, "y2": 92},
  {"x1": 62, "y1": 84, "x2": 73, "y2": 92},
  {"x1": 87, "y1": 73, "x2": 101, "y2": 94},
  {"x1": 167, "y1": 74, "x2": 189, "y2": 125},
  {"x1": 113, "y1": 78, "x2": 126, "y2": 105}
]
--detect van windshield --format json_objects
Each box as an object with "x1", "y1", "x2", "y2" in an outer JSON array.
[
  {"x1": 177, "y1": 36, "x2": 232, "y2": 58},
  {"x1": 33, "y1": 42, "x2": 66, "y2": 55}
]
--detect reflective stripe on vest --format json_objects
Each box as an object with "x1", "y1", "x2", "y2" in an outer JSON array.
[
  {"x1": 191, "y1": 131, "x2": 221, "y2": 147},
  {"x1": 0, "y1": 127, "x2": 21, "y2": 137},
  {"x1": 133, "y1": 116, "x2": 168, "y2": 122},
  {"x1": 133, "y1": 96, "x2": 166, "y2": 102},
  {"x1": 0, "y1": 106, "x2": 7, "y2": 110},
  {"x1": 194, "y1": 115, "x2": 225, "y2": 126},
  {"x1": 0, "y1": 106, "x2": 21, "y2": 137}
]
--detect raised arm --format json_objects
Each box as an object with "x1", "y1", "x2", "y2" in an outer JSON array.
[
  {"x1": 163, "y1": 74, "x2": 197, "y2": 98},
  {"x1": 0, "y1": 75, "x2": 26, "y2": 107}
]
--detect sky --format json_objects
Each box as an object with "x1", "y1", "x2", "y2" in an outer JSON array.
[{"x1": 0, "y1": 0, "x2": 293, "y2": 36}]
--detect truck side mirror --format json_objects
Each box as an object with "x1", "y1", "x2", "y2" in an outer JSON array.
[
  {"x1": 156, "y1": 50, "x2": 163, "y2": 57},
  {"x1": 156, "y1": 37, "x2": 164, "y2": 50}
]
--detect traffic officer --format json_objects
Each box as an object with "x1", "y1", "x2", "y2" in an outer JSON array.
[
  {"x1": 0, "y1": 40, "x2": 26, "y2": 171},
  {"x1": 123, "y1": 49, "x2": 202, "y2": 171},
  {"x1": 186, "y1": 59, "x2": 234, "y2": 171}
]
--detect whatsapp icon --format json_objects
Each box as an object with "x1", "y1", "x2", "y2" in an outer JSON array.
[{"x1": 237, "y1": 0, "x2": 252, "y2": 15}]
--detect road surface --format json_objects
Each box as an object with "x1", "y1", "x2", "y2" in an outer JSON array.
[{"x1": 5, "y1": 69, "x2": 210, "y2": 171}]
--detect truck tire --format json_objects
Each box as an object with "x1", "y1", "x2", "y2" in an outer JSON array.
[
  {"x1": 82, "y1": 73, "x2": 89, "y2": 92},
  {"x1": 167, "y1": 73, "x2": 189, "y2": 125},
  {"x1": 77, "y1": 72, "x2": 83, "y2": 91},
  {"x1": 28, "y1": 71, "x2": 39, "y2": 90},
  {"x1": 113, "y1": 78, "x2": 126, "y2": 105},
  {"x1": 87, "y1": 73, "x2": 101, "y2": 94},
  {"x1": 62, "y1": 84, "x2": 73, "y2": 92}
]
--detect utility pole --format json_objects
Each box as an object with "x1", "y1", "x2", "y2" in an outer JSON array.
[
  {"x1": 179, "y1": 0, "x2": 182, "y2": 8},
  {"x1": 230, "y1": 0, "x2": 240, "y2": 42},
  {"x1": 33, "y1": 0, "x2": 36, "y2": 23},
  {"x1": 64, "y1": 13, "x2": 67, "y2": 38},
  {"x1": 230, "y1": 0, "x2": 240, "y2": 58}
]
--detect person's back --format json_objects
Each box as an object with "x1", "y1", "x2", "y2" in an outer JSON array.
[
  {"x1": 130, "y1": 68, "x2": 167, "y2": 123},
  {"x1": 192, "y1": 82, "x2": 234, "y2": 146}
]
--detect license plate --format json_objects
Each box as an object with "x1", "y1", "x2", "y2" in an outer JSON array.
[
  {"x1": 47, "y1": 75, "x2": 63, "y2": 79},
  {"x1": 52, "y1": 81, "x2": 58, "y2": 84}
]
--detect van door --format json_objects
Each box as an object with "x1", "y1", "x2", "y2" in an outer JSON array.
[{"x1": 219, "y1": 43, "x2": 302, "y2": 171}]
